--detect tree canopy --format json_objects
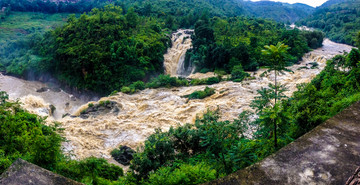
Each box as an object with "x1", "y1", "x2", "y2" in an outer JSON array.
[{"x1": 37, "y1": 5, "x2": 170, "y2": 94}]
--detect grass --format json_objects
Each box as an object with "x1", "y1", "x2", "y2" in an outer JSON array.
[{"x1": 0, "y1": 12, "x2": 71, "y2": 44}]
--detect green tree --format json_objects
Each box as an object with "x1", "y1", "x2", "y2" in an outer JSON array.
[
  {"x1": 346, "y1": 49, "x2": 360, "y2": 69},
  {"x1": 126, "y1": 7, "x2": 138, "y2": 28},
  {"x1": 260, "y1": 42, "x2": 290, "y2": 148},
  {"x1": 357, "y1": 31, "x2": 360, "y2": 48}
]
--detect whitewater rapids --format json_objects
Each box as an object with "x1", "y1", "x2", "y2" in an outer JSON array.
[
  {"x1": 0, "y1": 38, "x2": 353, "y2": 161},
  {"x1": 59, "y1": 39, "x2": 353, "y2": 159}
]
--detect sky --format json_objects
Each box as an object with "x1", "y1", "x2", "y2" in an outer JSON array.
[{"x1": 249, "y1": 0, "x2": 329, "y2": 7}]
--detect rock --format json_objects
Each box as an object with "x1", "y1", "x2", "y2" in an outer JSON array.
[
  {"x1": 111, "y1": 146, "x2": 136, "y2": 166},
  {"x1": 50, "y1": 87, "x2": 61, "y2": 92},
  {"x1": 62, "y1": 113, "x2": 70, "y2": 118},
  {"x1": 49, "y1": 105, "x2": 56, "y2": 115},
  {"x1": 0, "y1": 158, "x2": 83, "y2": 185},
  {"x1": 79, "y1": 101, "x2": 119, "y2": 119},
  {"x1": 36, "y1": 87, "x2": 49, "y2": 93}
]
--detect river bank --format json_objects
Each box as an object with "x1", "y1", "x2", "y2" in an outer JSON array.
[{"x1": 58, "y1": 39, "x2": 353, "y2": 159}]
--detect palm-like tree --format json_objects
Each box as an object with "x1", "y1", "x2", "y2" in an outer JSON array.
[{"x1": 261, "y1": 42, "x2": 290, "y2": 148}]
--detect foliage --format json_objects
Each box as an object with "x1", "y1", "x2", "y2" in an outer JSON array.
[
  {"x1": 0, "y1": 91, "x2": 124, "y2": 184},
  {"x1": 145, "y1": 163, "x2": 217, "y2": 185},
  {"x1": 231, "y1": 64, "x2": 249, "y2": 82},
  {"x1": 244, "y1": 1, "x2": 314, "y2": 23},
  {"x1": 183, "y1": 87, "x2": 215, "y2": 100},
  {"x1": 0, "y1": 12, "x2": 69, "y2": 77},
  {"x1": 119, "y1": 0, "x2": 245, "y2": 29},
  {"x1": 189, "y1": 76, "x2": 222, "y2": 86},
  {"x1": 145, "y1": 74, "x2": 188, "y2": 89},
  {"x1": 187, "y1": 16, "x2": 323, "y2": 74},
  {"x1": 0, "y1": 0, "x2": 114, "y2": 14},
  {"x1": 284, "y1": 49, "x2": 360, "y2": 137},
  {"x1": 111, "y1": 146, "x2": 135, "y2": 166},
  {"x1": 55, "y1": 157, "x2": 123, "y2": 184},
  {"x1": 130, "y1": 109, "x2": 251, "y2": 180},
  {"x1": 36, "y1": 5, "x2": 170, "y2": 95},
  {"x1": 118, "y1": 48, "x2": 360, "y2": 185},
  {"x1": 0, "y1": 97, "x2": 63, "y2": 172},
  {"x1": 297, "y1": 0, "x2": 360, "y2": 45},
  {"x1": 357, "y1": 31, "x2": 360, "y2": 48},
  {"x1": 257, "y1": 42, "x2": 291, "y2": 148}
]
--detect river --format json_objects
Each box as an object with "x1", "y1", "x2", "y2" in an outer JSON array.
[{"x1": 0, "y1": 34, "x2": 354, "y2": 161}]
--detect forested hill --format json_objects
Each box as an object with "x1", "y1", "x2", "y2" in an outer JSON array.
[
  {"x1": 0, "y1": 0, "x2": 314, "y2": 23},
  {"x1": 243, "y1": 1, "x2": 315, "y2": 23},
  {"x1": 297, "y1": 0, "x2": 360, "y2": 45},
  {"x1": 317, "y1": 0, "x2": 346, "y2": 8}
]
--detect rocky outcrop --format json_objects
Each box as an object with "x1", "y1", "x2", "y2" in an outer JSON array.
[
  {"x1": 0, "y1": 159, "x2": 82, "y2": 185},
  {"x1": 79, "y1": 101, "x2": 119, "y2": 119},
  {"x1": 206, "y1": 101, "x2": 360, "y2": 185},
  {"x1": 111, "y1": 146, "x2": 136, "y2": 166}
]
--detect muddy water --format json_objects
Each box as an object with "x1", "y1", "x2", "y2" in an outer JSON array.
[
  {"x1": 58, "y1": 39, "x2": 353, "y2": 160},
  {"x1": 0, "y1": 74, "x2": 88, "y2": 120},
  {"x1": 163, "y1": 29, "x2": 194, "y2": 77},
  {"x1": 0, "y1": 37, "x2": 353, "y2": 161}
]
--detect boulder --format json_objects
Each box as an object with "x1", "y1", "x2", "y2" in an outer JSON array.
[{"x1": 0, "y1": 159, "x2": 83, "y2": 185}]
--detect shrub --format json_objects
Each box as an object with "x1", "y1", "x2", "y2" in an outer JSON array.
[
  {"x1": 129, "y1": 81, "x2": 146, "y2": 91},
  {"x1": 0, "y1": 94, "x2": 64, "y2": 172},
  {"x1": 131, "y1": 129, "x2": 175, "y2": 179},
  {"x1": 0, "y1": 91, "x2": 124, "y2": 184},
  {"x1": 199, "y1": 68, "x2": 211, "y2": 73},
  {"x1": 231, "y1": 64, "x2": 249, "y2": 82},
  {"x1": 146, "y1": 163, "x2": 217, "y2": 185},
  {"x1": 184, "y1": 87, "x2": 215, "y2": 100},
  {"x1": 190, "y1": 78, "x2": 206, "y2": 86},
  {"x1": 55, "y1": 157, "x2": 123, "y2": 184},
  {"x1": 109, "y1": 90, "x2": 118, "y2": 96},
  {"x1": 146, "y1": 74, "x2": 188, "y2": 89},
  {"x1": 121, "y1": 86, "x2": 132, "y2": 94},
  {"x1": 206, "y1": 77, "x2": 220, "y2": 85},
  {"x1": 111, "y1": 146, "x2": 136, "y2": 165}
]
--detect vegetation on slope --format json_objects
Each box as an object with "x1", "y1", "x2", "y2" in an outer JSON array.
[
  {"x1": 0, "y1": 12, "x2": 69, "y2": 77},
  {"x1": 112, "y1": 41, "x2": 360, "y2": 185},
  {"x1": 34, "y1": 5, "x2": 170, "y2": 95},
  {"x1": 244, "y1": 1, "x2": 314, "y2": 23},
  {"x1": 185, "y1": 16, "x2": 324, "y2": 73},
  {"x1": 118, "y1": 0, "x2": 245, "y2": 30},
  {"x1": 183, "y1": 86, "x2": 216, "y2": 100},
  {"x1": 297, "y1": 0, "x2": 360, "y2": 45},
  {"x1": 0, "y1": 0, "x2": 114, "y2": 13},
  {"x1": 0, "y1": 92, "x2": 124, "y2": 184}
]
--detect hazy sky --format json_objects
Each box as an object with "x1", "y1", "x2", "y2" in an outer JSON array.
[{"x1": 250, "y1": 0, "x2": 329, "y2": 7}]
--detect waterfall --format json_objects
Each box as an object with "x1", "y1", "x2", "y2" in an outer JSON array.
[{"x1": 163, "y1": 29, "x2": 194, "y2": 77}]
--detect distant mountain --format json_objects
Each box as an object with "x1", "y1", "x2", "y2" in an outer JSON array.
[
  {"x1": 242, "y1": 1, "x2": 315, "y2": 23},
  {"x1": 297, "y1": 0, "x2": 360, "y2": 45},
  {"x1": 317, "y1": 0, "x2": 346, "y2": 8},
  {"x1": 1, "y1": 0, "x2": 317, "y2": 24}
]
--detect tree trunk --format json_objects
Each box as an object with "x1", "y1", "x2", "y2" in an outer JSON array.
[{"x1": 274, "y1": 70, "x2": 278, "y2": 148}]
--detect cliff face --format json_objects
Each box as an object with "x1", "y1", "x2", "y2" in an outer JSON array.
[{"x1": 206, "y1": 101, "x2": 360, "y2": 185}]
